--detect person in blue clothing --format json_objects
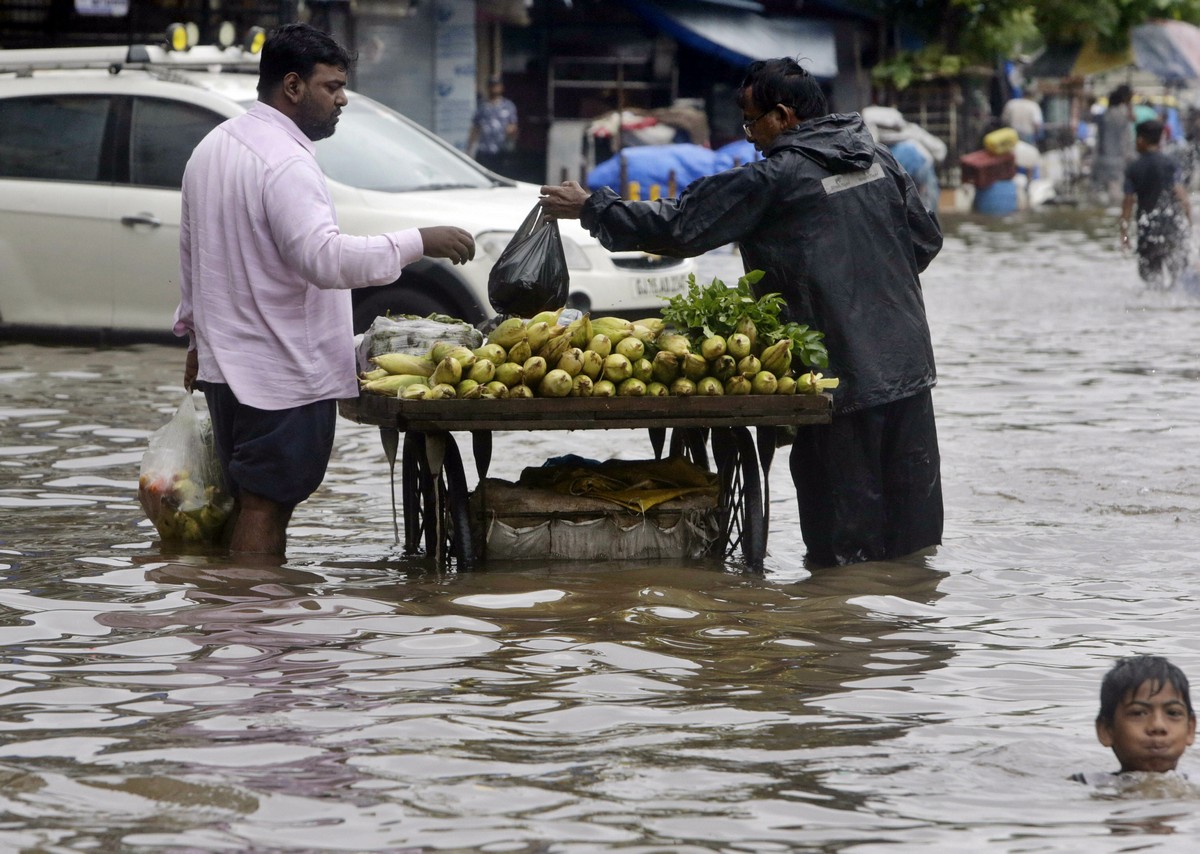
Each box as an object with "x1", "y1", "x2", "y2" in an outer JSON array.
[
  {"x1": 1120, "y1": 119, "x2": 1193, "y2": 289},
  {"x1": 1072, "y1": 655, "x2": 1195, "y2": 786},
  {"x1": 467, "y1": 73, "x2": 518, "y2": 176},
  {"x1": 540, "y1": 57, "x2": 944, "y2": 568},
  {"x1": 1094, "y1": 85, "x2": 1136, "y2": 204},
  {"x1": 890, "y1": 138, "x2": 940, "y2": 213}
]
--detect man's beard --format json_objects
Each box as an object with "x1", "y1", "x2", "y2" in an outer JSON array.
[{"x1": 296, "y1": 96, "x2": 339, "y2": 141}]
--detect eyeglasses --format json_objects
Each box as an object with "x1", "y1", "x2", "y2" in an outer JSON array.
[{"x1": 742, "y1": 106, "x2": 776, "y2": 131}]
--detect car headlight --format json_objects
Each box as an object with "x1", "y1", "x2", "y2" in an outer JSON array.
[{"x1": 476, "y1": 231, "x2": 592, "y2": 271}]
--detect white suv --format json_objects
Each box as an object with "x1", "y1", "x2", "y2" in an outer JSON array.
[{"x1": 0, "y1": 44, "x2": 693, "y2": 342}]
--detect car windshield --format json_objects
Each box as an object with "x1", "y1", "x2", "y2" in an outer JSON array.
[{"x1": 311, "y1": 95, "x2": 497, "y2": 192}]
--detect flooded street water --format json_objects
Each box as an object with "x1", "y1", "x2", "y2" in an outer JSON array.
[{"x1": 3, "y1": 206, "x2": 1200, "y2": 852}]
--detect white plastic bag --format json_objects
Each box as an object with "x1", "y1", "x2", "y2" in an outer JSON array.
[
  {"x1": 355, "y1": 314, "x2": 483, "y2": 372},
  {"x1": 137, "y1": 393, "x2": 233, "y2": 544}
]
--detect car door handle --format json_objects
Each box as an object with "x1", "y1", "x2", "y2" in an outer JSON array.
[{"x1": 121, "y1": 212, "x2": 162, "y2": 228}]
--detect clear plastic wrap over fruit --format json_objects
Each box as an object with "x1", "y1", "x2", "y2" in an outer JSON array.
[{"x1": 137, "y1": 394, "x2": 233, "y2": 544}]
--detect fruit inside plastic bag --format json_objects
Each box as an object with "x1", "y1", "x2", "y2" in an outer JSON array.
[{"x1": 138, "y1": 393, "x2": 233, "y2": 545}]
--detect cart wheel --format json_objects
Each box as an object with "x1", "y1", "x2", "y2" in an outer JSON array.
[
  {"x1": 711, "y1": 427, "x2": 766, "y2": 568},
  {"x1": 731, "y1": 426, "x2": 766, "y2": 568},
  {"x1": 401, "y1": 432, "x2": 436, "y2": 555},
  {"x1": 440, "y1": 436, "x2": 476, "y2": 568},
  {"x1": 400, "y1": 432, "x2": 476, "y2": 567}
]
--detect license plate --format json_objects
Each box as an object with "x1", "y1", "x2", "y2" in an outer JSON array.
[{"x1": 632, "y1": 273, "x2": 688, "y2": 296}]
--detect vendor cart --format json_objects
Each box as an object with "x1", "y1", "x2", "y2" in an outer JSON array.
[{"x1": 338, "y1": 393, "x2": 832, "y2": 570}]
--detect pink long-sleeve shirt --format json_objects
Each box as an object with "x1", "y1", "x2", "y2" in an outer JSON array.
[{"x1": 173, "y1": 101, "x2": 424, "y2": 410}]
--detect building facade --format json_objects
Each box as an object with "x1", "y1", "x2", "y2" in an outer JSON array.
[{"x1": 2, "y1": 0, "x2": 888, "y2": 183}]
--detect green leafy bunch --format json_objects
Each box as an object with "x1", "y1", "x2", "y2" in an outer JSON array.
[{"x1": 661, "y1": 270, "x2": 828, "y2": 370}]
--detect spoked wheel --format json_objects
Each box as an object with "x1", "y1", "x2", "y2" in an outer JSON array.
[
  {"x1": 401, "y1": 431, "x2": 435, "y2": 555},
  {"x1": 439, "y1": 435, "x2": 476, "y2": 568},
  {"x1": 400, "y1": 431, "x2": 476, "y2": 567},
  {"x1": 710, "y1": 426, "x2": 766, "y2": 569}
]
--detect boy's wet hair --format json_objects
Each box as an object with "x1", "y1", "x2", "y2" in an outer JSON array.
[
  {"x1": 738, "y1": 57, "x2": 828, "y2": 123},
  {"x1": 257, "y1": 22, "x2": 356, "y2": 98},
  {"x1": 1097, "y1": 655, "x2": 1194, "y2": 724},
  {"x1": 1136, "y1": 119, "x2": 1165, "y2": 145}
]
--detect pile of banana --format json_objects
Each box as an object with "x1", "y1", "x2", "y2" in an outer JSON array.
[{"x1": 359, "y1": 311, "x2": 839, "y2": 400}]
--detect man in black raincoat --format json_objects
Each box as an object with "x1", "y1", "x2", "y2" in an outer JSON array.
[{"x1": 541, "y1": 58, "x2": 943, "y2": 567}]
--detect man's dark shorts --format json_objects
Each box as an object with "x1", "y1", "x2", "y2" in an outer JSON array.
[{"x1": 197, "y1": 382, "x2": 336, "y2": 507}]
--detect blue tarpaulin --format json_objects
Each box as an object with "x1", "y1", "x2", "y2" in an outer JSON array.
[
  {"x1": 586, "y1": 144, "x2": 737, "y2": 194},
  {"x1": 716, "y1": 138, "x2": 763, "y2": 165}
]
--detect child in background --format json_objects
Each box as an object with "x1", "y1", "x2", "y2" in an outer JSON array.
[
  {"x1": 1120, "y1": 119, "x2": 1193, "y2": 289},
  {"x1": 1072, "y1": 655, "x2": 1196, "y2": 785}
]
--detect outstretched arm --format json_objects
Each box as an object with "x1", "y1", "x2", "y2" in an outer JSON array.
[
  {"x1": 418, "y1": 226, "x2": 476, "y2": 265},
  {"x1": 1119, "y1": 193, "x2": 1136, "y2": 251},
  {"x1": 183, "y1": 347, "x2": 198, "y2": 392},
  {"x1": 544, "y1": 165, "x2": 774, "y2": 257},
  {"x1": 1174, "y1": 183, "x2": 1192, "y2": 225},
  {"x1": 539, "y1": 181, "x2": 591, "y2": 220}
]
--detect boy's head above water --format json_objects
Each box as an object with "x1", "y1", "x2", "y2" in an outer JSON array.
[{"x1": 1096, "y1": 655, "x2": 1196, "y2": 773}]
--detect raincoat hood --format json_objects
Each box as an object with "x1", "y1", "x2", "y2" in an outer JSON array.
[{"x1": 765, "y1": 113, "x2": 877, "y2": 174}]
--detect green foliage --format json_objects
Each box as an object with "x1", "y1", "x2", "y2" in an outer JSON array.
[
  {"x1": 1035, "y1": 0, "x2": 1200, "y2": 52},
  {"x1": 853, "y1": 0, "x2": 1200, "y2": 83},
  {"x1": 870, "y1": 46, "x2": 965, "y2": 90},
  {"x1": 854, "y1": 0, "x2": 1200, "y2": 86},
  {"x1": 660, "y1": 271, "x2": 829, "y2": 370},
  {"x1": 856, "y1": 0, "x2": 1038, "y2": 79}
]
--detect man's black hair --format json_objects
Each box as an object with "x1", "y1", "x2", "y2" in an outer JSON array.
[
  {"x1": 257, "y1": 22, "x2": 356, "y2": 98},
  {"x1": 737, "y1": 57, "x2": 828, "y2": 123},
  {"x1": 1097, "y1": 655, "x2": 1194, "y2": 724},
  {"x1": 1136, "y1": 118, "x2": 1165, "y2": 145}
]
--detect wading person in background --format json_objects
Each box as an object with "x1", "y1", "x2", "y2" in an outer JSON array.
[
  {"x1": 1093, "y1": 84, "x2": 1136, "y2": 204},
  {"x1": 174, "y1": 22, "x2": 475, "y2": 560},
  {"x1": 1000, "y1": 90, "x2": 1044, "y2": 145},
  {"x1": 540, "y1": 57, "x2": 944, "y2": 567},
  {"x1": 467, "y1": 73, "x2": 518, "y2": 176},
  {"x1": 1120, "y1": 118, "x2": 1193, "y2": 289}
]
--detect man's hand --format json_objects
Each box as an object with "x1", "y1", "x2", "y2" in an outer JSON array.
[
  {"x1": 419, "y1": 226, "x2": 476, "y2": 265},
  {"x1": 539, "y1": 181, "x2": 590, "y2": 220},
  {"x1": 184, "y1": 348, "x2": 198, "y2": 392}
]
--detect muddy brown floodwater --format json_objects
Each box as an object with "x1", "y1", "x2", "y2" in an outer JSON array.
[{"x1": 2, "y1": 207, "x2": 1200, "y2": 852}]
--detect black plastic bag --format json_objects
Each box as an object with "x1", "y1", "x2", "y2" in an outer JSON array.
[{"x1": 487, "y1": 203, "x2": 569, "y2": 317}]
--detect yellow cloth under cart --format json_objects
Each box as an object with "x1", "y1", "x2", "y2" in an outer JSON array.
[{"x1": 517, "y1": 455, "x2": 719, "y2": 514}]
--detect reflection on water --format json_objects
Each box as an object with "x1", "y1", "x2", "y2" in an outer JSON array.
[{"x1": 2, "y1": 206, "x2": 1200, "y2": 850}]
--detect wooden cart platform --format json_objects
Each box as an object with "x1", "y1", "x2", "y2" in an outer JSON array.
[{"x1": 339, "y1": 392, "x2": 832, "y2": 569}]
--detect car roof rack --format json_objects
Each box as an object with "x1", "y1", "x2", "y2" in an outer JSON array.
[{"x1": 0, "y1": 44, "x2": 260, "y2": 75}]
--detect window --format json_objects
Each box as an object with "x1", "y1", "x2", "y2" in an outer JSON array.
[
  {"x1": 0, "y1": 95, "x2": 110, "y2": 181},
  {"x1": 315, "y1": 96, "x2": 492, "y2": 192},
  {"x1": 129, "y1": 97, "x2": 224, "y2": 188}
]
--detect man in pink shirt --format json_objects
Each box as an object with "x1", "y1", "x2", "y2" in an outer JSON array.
[{"x1": 174, "y1": 23, "x2": 475, "y2": 560}]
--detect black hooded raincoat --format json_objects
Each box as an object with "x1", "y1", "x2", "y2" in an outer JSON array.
[{"x1": 580, "y1": 113, "x2": 944, "y2": 415}]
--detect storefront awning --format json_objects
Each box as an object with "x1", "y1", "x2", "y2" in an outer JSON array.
[
  {"x1": 1028, "y1": 21, "x2": 1200, "y2": 83},
  {"x1": 1131, "y1": 19, "x2": 1200, "y2": 82},
  {"x1": 1027, "y1": 40, "x2": 1133, "y2": 80},
  {"x1": 624, "y1": 0, "x2": 838, "y2": 78}
]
